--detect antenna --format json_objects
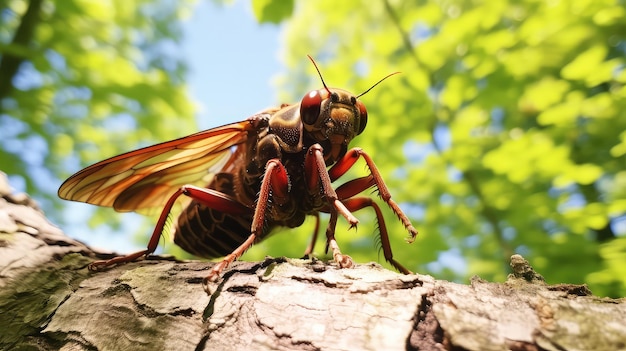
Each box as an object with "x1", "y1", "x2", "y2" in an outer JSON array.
[
  {"x1": 356, "y1": 71, "x2": 401, "y2": 98},
  {"x1": 307, "y1": 55, "x2": 400, "y2": 98},
  {"x1": 307, "y1": 55, "x2": 332, "y2": 96}
]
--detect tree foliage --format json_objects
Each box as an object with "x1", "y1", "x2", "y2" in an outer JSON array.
[
  {"x1": 251, "y1": 0, "x2": 626, "y2": 297},
  {"x1": 0, "y1": 0, "x2": 195, "y2": 225}
]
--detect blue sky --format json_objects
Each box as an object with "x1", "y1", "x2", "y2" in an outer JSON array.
[{"x1": 184, "y1": 1, "x2": 283, "y2": 130}]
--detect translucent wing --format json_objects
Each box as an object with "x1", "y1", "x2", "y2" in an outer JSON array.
[{"x1": 58, "y1": 120, "x2": 257, "y2": 215}]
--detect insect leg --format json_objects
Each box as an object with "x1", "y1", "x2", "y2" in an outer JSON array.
[
  {"x1": 328, "y1": 147, "x2": 418, "y2": 242},
  {"x1": 203, "y1": 158, "x2": 290, "y2": 286},
  {"x1": 339, "y1": 196, "x2": 412, "y2": 275},
  {"x1": 302, "y1": 213, "x2": 321, "y2": 258},
  {"x1": 324, "y1": 210, "x2": 353, "y2": 269},
  {"x1": 88, "y1": 185, "x2": 249, "y2": 271},
  {"x1": 305, "y1": 144, "x2": 359, "y2": 227},
  {"x1": 304, "y1": 144, "x2": 362, "y2": 269}
]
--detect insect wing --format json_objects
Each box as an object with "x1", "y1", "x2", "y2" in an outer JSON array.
[{"x1": 58, "y1": 121, "x2": 254, "y2": 215}]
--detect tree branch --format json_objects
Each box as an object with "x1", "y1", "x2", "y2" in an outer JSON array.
[{"x1": 1, "y1": 172, "x2": 624, "y2": 350}]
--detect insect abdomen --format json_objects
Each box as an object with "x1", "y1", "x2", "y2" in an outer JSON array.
[
  {"x1": 173, "y1": 173, "x2": 254, "y2": 258},
  {"x1": 174, "y1": 203, "x2": 253, "y2": 258}
]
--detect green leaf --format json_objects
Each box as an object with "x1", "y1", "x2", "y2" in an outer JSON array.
[
  {"x1": 518, "y1": 77, "x2": 571, "y2": 113},
  {"x1": 251, "y1": 0, "x2": 293, "y2": 24},
  {"x1": 561, "y1": 45, "x2": 607, "y2": 83},
  {"x1": 610, "y1": 131, "x2": 626, "y2": 157}
]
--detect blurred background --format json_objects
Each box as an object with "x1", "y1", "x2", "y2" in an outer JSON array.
[{"x1": 1, "y1": 0, "x2": 625, "y2": 298}]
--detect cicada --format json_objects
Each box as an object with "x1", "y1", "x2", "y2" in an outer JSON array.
[{"x1": 58, "y1": 57, "x2": 418, "y2": 288}]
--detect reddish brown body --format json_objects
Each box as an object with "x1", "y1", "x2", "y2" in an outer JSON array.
[{"x1": 58, "y1": 57, "x2": 418, "y2": 289}]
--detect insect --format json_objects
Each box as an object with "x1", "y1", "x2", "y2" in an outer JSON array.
[{"x1": 58, "y1": 56, "x2": 418, "y2": 289}]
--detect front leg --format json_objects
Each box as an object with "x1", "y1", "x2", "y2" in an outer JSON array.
[
  {"x1": 305, "y1": 144, "x2": 359, "y2": 227},
  {"x1": 304, "y1": 144, "x2": 359, "y2": 269},
  {"x1": 203, "y1": 158, "x2": 290, "y2": 288},
  {"x1": 328, "y1": 147, "x2": 418, "y2": 242}
]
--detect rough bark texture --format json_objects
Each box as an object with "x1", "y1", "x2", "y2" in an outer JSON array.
[{"x1": 1, "y1": 172, "x2": 625, "y2": 351}]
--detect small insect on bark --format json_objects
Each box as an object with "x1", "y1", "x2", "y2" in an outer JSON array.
[{"x1": 58, "y1": 56, "x2": 418, "y2": 291}]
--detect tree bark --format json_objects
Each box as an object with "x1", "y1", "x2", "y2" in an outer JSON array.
[{"x1": 1, "y1": 172, "x2": 624, "y2": 351}]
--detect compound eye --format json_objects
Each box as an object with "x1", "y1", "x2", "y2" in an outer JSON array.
[
  {"x1": 356, "y1": 100, "x2": 368, "y2": 134},
  {"x1": 300, "y1": 90, "x2": 322, "y2": 126}
]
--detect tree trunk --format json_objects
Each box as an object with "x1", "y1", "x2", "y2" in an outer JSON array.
[{"x1": 1, "y1": 172, "x2": 624, "y2": 351}]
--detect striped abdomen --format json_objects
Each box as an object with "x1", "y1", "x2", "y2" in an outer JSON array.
[{"x1": 173, "y1": 173, "x2": 254, "y2": 258}]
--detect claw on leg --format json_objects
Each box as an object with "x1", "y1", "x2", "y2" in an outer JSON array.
[
  {"x1": 323, "y1": 210, "x2": 354, "y2": 269},
  {"x1": 328, "y1": 238, "x2": 353, "y2": 268}
]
